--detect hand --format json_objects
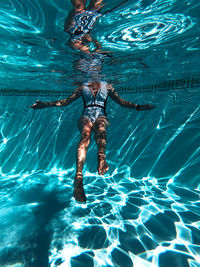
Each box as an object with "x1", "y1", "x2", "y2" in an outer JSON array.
[
  {"x1": 93, "y1": 1, "x2": 104, "y2": 11},
  {"x1": 136, "y1": 104, "x2": 156, "y2": 111},
  {"x1": 30, "y1": 100, "x2": 47, "y2": 109}
]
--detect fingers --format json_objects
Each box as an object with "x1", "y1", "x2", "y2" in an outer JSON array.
[
  {"x1": 149, "y1": 104, "x2": 156, "y2": 109},
  {"x1": 145, "y1": 104, "x2": 156, "y2": 110},
  {"x1": 30, "y1": 100, "x2": 46, "y2": 109},
  {"x1": 30, "y1": 100, "x2": 39, "y2": 109},
  {"x1": 30, "y1": 104, "x2": 39, "y2": 109},
  {"x1": 136, "y1": 104, "x2": 156, "y2": 111}
]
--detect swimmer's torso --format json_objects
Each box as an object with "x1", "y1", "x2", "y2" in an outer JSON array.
[
  {"x1": 81, "y1": 81, "x2": 108, "y2": 123},
  {"x1": 67, "y1": 10, "x2": 101, "y2": 38}
]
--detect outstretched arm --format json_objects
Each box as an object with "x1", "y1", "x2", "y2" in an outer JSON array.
[
  {"x1": 107, "y1": 84, "x2": 155, "y2": 111},
  {"x1": 30, "y1": 87, "x2": 82, "y2": 109}
]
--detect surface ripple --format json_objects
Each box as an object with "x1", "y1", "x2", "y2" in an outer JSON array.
[
  {"x1": 101, "y1": 13, "x2": 195, "y2": 51},
  {"x1": 0, "y1": 0, "x2": 200, "y2": 89},
  {"x1": 0, "y1": 0, "x2": 200, "y2": 266}
]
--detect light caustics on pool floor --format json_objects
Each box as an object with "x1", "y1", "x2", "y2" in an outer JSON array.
[
  {"x1": 0, "y1": 0, "x2": 200, "y2": 266},
  {"x1": 0, "y1": 88, "x2": 200, "y2": 266}
]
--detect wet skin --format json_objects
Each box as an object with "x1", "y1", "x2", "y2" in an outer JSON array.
[
  {"x1": 30, "y1": 82, "x2": 155, "y2": 202},
  {"x1": 76, "y1": 82, "x2": 109, "y2": 175}
]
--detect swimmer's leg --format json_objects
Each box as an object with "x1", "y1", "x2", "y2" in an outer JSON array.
[
  {"x1": 74, "y1": 119, "x2": 93, "y2": 202},
  {"x1": 94, "y1": 118, "x2": 109, "y2": 175}
]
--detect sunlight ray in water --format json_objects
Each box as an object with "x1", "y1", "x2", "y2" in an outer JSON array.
[{"x1": 0, "y1": 0, "x2": 200, "y2": 266}]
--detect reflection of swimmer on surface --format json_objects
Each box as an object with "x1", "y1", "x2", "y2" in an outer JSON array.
[
  {"x1": 64, "y1": 0, "x2": 104, "y2": 53},
  {"x1": 74, "y1": 52, "x2": 106, "y2": 84},
  {"x1": 30, "y1": 81, "x2": 155, "y2": 203}
]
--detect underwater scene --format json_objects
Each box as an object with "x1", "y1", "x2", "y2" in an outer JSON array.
[{"x1": 0, "y1": 0, "x2": 200, "y2": 266}]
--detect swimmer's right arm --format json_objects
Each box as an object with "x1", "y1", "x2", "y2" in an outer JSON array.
[
  {"x1": 30, "y1": 87, "x2": 82, "y2": 109},
  {"x1": 107, "y1": 84, "x2": 155, "y2": 111}
]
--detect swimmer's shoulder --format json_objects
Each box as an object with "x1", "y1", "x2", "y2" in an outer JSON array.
[{"x1": 77, "y1": 85, "x2": 84, "y2": 95}]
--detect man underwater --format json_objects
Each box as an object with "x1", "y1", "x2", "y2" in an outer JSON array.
[{"x1": 30, "y1": 82, "x2": 155, "y2": 202}]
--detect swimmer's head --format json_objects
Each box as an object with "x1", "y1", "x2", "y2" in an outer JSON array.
[{"x1": 71, "y1": 0, "x2": 86, "y2": 12}]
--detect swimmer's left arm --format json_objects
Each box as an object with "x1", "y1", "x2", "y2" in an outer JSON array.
[
  {"x1": 30, "y1": 87, "x2": 82, "y2": 109},
  {"x1": 107, "y1": 84, "x2": 155, "y2": 111}
]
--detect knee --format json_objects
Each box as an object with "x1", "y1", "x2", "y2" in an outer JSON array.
[
  {"x1": 78, "y1": 139, "x2": 90, "y2": 151},
  {"x1": 79, "y1": 131, "x2": 91, "y2": 148}
]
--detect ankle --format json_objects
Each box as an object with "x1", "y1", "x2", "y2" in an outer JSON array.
[
  {"x1": 98, "y1": 152, "x2": 105, "y2": 159},
  {"x1": 75, "y1": 172, "x2": 83, "y2": 179}
]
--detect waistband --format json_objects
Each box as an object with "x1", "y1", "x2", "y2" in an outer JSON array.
[{"x1": 85, "y1": 104, "x2": 104, "y2": 109}]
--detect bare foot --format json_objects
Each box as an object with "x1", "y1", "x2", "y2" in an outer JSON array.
[
  {"x1": 98, "y1": 153, "x2": 109, "y2": 175},
  {"x1": 73, "y1": 174, "x2": 86, "y2": 202}
]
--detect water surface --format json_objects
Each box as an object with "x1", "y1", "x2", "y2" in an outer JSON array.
[{"x1": 0, "y1": 0, "x2": 200, "y2": 266}]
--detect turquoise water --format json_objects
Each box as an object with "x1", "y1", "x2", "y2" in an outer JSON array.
[{"x1": 0, "y1": 0, "x2": 200, "y2": 266}]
